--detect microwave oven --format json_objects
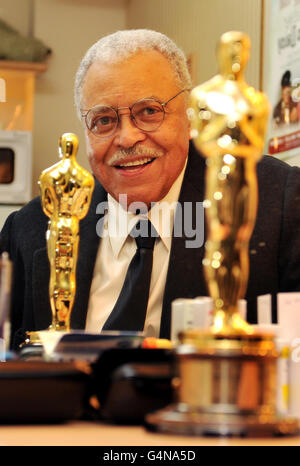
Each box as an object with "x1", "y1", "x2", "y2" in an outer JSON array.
[{"x1": 0, "y1": 131, "x2": 32, "y2": 204}]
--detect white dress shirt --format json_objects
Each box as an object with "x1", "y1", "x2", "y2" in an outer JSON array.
[{"x1": 85, "y1": 161, "x2": 187, "y2": 336}]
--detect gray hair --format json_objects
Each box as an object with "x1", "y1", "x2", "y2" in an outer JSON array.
[{"x1": 74, "y1": 29, "x2": 192, "y2": 118}]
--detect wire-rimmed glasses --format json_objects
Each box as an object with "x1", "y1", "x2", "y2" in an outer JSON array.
[{"x1": 81, "y1": 89, "x2": 188, "y2": 138}]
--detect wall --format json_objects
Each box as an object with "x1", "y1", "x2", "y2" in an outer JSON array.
[
  {"x1": 127, "y1": 0, "x2": 262, "y2": 89},
  {"x1": 0, "y1": 0, "x2": 32, "y2": 36}
]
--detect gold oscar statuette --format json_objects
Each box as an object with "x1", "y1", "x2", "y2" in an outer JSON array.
[
  {"x1": 146, "y1": 32, "x2": 299, "y2": 436},
  {"x1": 27, "y1": 133, "x2": 94, "y2": 344}
]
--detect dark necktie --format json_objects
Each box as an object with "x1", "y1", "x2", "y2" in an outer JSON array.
[{"x1": 102, "y1": 219, "x2": 158, "y2": 331}]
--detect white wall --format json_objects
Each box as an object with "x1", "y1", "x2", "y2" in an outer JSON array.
[{"x1": 127, "y1": 0, "x2": 262, "y2": 89}]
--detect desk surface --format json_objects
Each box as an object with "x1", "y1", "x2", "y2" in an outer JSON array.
[{"x1": 0, "y1": 421, "x2": 300, "y2": 446}]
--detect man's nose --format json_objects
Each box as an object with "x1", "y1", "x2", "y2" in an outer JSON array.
[{"x1": 114, "y1": 110, "x2": 146, "y2": 148}]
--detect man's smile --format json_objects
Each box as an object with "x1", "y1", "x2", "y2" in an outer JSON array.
[
  {"x1": 115, "y1": 156, "x2": 154, "y2": 168},
  {"x1": 112, "y1": 157, "x2": 156, "y2": 175}
]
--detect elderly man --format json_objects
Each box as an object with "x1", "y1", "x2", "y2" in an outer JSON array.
[{"x1": 1, "y1": 29, "x2": 300, "y2": 349}]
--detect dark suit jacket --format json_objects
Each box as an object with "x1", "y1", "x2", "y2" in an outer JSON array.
[{"x1": 2, "y1": 143, "x2": 300, "y2": 349}]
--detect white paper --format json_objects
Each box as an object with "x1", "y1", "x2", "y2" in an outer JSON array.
[
  {"x1": 277, "y1": 292, "x2": 300, "y2": 418},
  {"x1": 277, "y1": 292, "x2": 300, "y2": 340},
  {"x1": 257, "y1": 294, "x2": 272, "y2": 324}
]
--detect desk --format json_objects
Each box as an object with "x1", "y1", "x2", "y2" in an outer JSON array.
[{"x1": 0, "y1": 421, "x2": 299, "y2": 446}]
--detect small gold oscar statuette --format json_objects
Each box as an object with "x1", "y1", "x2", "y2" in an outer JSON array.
[
  {"x1": 27, "y1": 133, "x2": 94, "y2": 344},
  {"x1": 146, "y1": 32, "x2": 299, "y2": 436}
]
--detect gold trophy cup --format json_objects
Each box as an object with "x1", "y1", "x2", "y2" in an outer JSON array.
[
  {"x1": 146, "y1": 32, "x2": 299, "y2": 436},
  {"x1": 26, "y1": 133, "x2": 94, "y2": 345}
]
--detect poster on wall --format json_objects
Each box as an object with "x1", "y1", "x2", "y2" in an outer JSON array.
[{"x1": 262, "y1": 0, "x2": 300, "y2": 161}]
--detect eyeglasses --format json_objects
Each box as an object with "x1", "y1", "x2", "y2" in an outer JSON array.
[{"x1": 81, "y1": 89, "x2": 187, "y2": 138}]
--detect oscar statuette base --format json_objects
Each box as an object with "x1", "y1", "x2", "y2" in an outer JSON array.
[
  {"x1": 24, "y1": 324, "x2": 67, "y2": 346},
  {"x1": 146, "y1": 403, "x2": 299, "y2": 437},
  {"x1": 146, "y1": 330, "x2": 299, "y2": 437}
]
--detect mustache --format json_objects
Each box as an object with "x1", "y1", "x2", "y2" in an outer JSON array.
[{"x1": 107, "y1": 146, "x2": 164, "y2": 166}]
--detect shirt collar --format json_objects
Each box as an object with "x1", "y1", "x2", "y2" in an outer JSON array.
[{"x1": 107, "y1": 157, "x2": 188, "y2": 259}]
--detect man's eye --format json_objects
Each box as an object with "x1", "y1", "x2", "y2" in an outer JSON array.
[
  {"x1": 89, "y1": 114, "x2": 117, "y2": 133},
  {"x1": 94, "y1": 115, "x2": 114, "y2": 126},
  {"x1": 143, "y1": 106, "x2": 158, "y2": 115},
  {"x1": 137, "y1": 106, "x2": 162, "y2": 119}
]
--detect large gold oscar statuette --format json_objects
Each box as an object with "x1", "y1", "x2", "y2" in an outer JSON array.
[
  {"x1": 146, "y1": 32, "x2": 299, "y2": 436},
  {"x1": 27, "y1": 133, "x2": 94, "y2": 344}
]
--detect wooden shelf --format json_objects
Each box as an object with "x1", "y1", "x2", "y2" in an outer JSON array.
[
  {"x1": 0, "y1": 60, "x2": 48, "y2": 130},
  {"x1": 0, "y1": 60, "x2": 47, "y2": 74}
]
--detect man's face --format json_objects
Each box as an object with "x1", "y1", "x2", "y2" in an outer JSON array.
[{"x1": 81, "y1": 50, "x2": 190, "y2": 210}]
